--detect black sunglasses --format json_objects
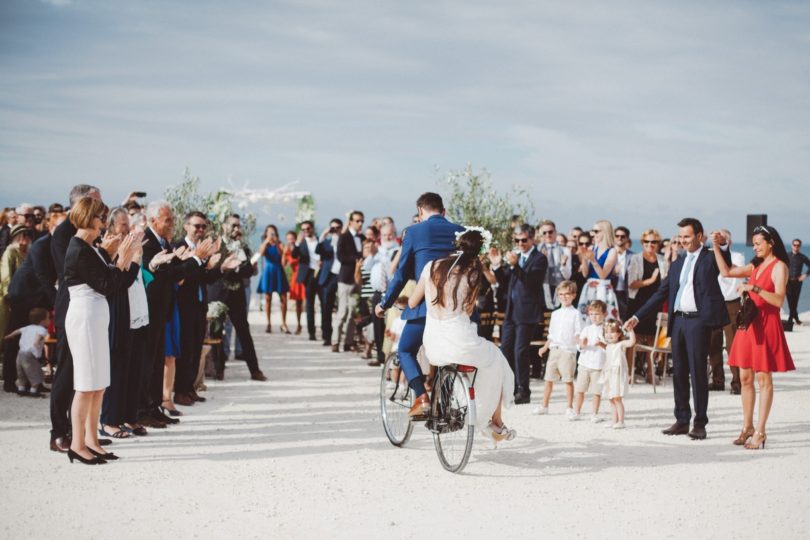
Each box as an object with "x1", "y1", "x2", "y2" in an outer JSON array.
[
  {"x1": 643, "y1": 240, "x2": 659, "y2": 245},
  {"x1": 191, "y1": 223, "x2": 207, "y2": 230},
  {"x1": 541, "y1": 230, "x2": 555, "y2": 235},
  {"x1": 615, "y1": 234, "x2": 627, "y2": 239},
  {"x1": 514, "y1": 238, "x2": 529, "y2": 244},
  {"x1": 579, "y1": 242, "x2": 591, "y2": 246}
]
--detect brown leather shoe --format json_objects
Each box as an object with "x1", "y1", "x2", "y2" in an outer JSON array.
[
  {"x1": 688, "y1": 426, "x2": 707, "y2": 440},
  {"x1": 250, "y1": 371, "x2": 268, "y2": 381},
  {"x1": 190, "y1": 390, "x2": 206, "y2": 403},
  {"x1": 215, "y1": 370, "x2": 224, "y2": 381},
  {"x1": 174, "y1": 393, "x2": 195, "y2": 406},
  {"x1": 50, "y1": 436, "x2": 71, "y2": 453},
  {"x1": 662, "y1": 422, "x2": 690, "y2": 436},
  {"x1": 331, "y1": 344, "x2": 339, "y2": 353},
  {"x1": 408, "y1": 394, "x2": 430, "y2": 418},
  {"x1": 138, "y1": 415, "x2": 167, "y2": 429}
]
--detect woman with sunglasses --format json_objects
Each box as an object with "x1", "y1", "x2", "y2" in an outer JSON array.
[
  {"x1": 571, "y1": 231, "x2": 591, "y2": 306},
  {"x1": 627, "y1": 229, "x2": 669, "y2": 379},
  {"x1": 711, "y1": 225, "x2": 794, "y2": 450},
  {"x1": 576, "y1": 220, "x2": 620, "y2": 321},
  {"x1": 257, "y1": 224, "x2": 290, "y2": 333}
]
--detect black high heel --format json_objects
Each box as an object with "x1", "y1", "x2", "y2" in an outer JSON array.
[
  {"x1": 88, "y1": 447, "x2": 119, "y2": 460},
  {"x1": 67, "y1": 449, "x2": 105, "y2": 465}
]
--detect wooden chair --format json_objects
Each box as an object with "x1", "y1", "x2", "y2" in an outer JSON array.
[{"x1": 630, "y1": 312, "x2": 670, "y2": 393}]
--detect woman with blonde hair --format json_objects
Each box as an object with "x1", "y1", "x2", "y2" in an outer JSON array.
[{"x1": 576, "y1": 219, "x2": 619, "y2": 321}]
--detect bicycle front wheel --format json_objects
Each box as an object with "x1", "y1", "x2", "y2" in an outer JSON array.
[
  {"x1": 432, "y1": 368, "x2": 475, "y2": 473},
  {"x1": 380, "y1": 353, "x2": 414, "y2": 447}
]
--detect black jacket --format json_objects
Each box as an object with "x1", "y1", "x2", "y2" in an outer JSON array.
[{"x1": 336, "y1": 230, "x2": 363, "y2": 285}]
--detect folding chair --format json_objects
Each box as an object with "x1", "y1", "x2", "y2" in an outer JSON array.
[{"x1": 630, "y1": 312, "x2": 670, "y2": 393}]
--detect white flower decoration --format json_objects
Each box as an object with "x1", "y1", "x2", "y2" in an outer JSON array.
[{"x1": 454, "y1": 226, "x2": 492, "y2": 256}]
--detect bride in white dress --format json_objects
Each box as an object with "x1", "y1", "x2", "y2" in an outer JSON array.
[{"x1": 409, "y1": 228, "x2": 517, "y2": 442}]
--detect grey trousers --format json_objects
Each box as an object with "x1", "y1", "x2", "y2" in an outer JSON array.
[
  {"x1": 16, "y1": 350, "x2": 43, "y2": 388},
  {"x1": 332, "y1": 282, "x2": 358, "y2": 347}
]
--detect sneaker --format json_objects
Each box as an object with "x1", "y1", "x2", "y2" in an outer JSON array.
[
  {"x1": 612, "y1": 422, "x2": 626, "y2": 429},
  {"x1": 590, "y1": 415, "x2": 603, "y2": 424},
  {"x1": 604, "y1": 421, "x2": 616, "y2": 428},
  {"x1": 565, "y1": 408, "x2": 576, "y2": 420},
  {"x1": 532, "y1": 406, "x2": 548, "y2": 415}
]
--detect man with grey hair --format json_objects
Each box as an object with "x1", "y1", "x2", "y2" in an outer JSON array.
[
  {"x1": 49, "y1": 185, "x2": 102, "y2": 453},
  {"x1": 707, "y1": 229, "x2": 745, "y2": 394}
]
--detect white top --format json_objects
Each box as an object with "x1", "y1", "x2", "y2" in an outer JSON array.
[
  {"x1": 547, "y1": 305, "x2": 583, "y2": 353},
  {"x1": 577, "y1": 323, "x2": 606, "y2": 370},
  {"x1": 718, "y1": 251, "x2": 745, "y2": 301},
  {"x1": 305, "y1": 237, "x2": 321, "y2": 270},
  {"x1": 615, "y1": 250, "x2": 630, "y2": 291},
  {"x1": 330, "y1": 234, "x2": 341, "y2": 275},
  {"x1": 19, "y1": 324, "x2": 48, "y2": 358},
  {"x1": 676, "y1": 250, "x2": 700, "y2": 312},
  {"x1": 128, "y1": 269, "x2": 149, "y2": 329},
  {"x1": 364, "y1": 252, "x2": 388, "y2": 292}
]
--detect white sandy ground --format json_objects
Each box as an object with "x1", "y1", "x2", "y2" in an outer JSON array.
[{"x1": 2, "y1": 311, "x2": 810, "y2": 540}]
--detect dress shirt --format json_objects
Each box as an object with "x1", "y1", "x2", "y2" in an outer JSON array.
[
  {"x1": 788, "y1": 251, "x2": 810, "y2": 279},
  {"x1": 615, "y1": 249, "x2": 630, "y2": 291},
  {"x1": 718, "y1": 251, "x2": 745, "y2": 301},
  {"x1": 577, "y1": 323, "x2": 606, "y2": 370},
  {"x1": 514, "y1": 245, "x2": 535, "y2": 268},
  {"x1": 330, "y1": 234, "x2": 341, "y2": 275},
  {"x1": 305, "y1": 236, "x2": 321, "y2": 270},
  {"x1": 676, "y1": 249, "x2": 700, "y2": 312},
  {"x1": 128, "y1": 269, "x2": 149, "y2": 329},
  {"x1": 349, "y1": 227, "x2": 362, "y2": 252},
  {"x1": 547, "y1": 305, "x2": 583, "y2": 353}
]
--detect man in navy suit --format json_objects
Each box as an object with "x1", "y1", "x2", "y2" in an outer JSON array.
[
  {"x1": 626, "y1": 217, "x2": 730, "y2": 440},
  {"x1": 376, "y1": 193, "x2": 463, "y2": 416},
  {"x1": 292, "y1": 220, "x2": 320, "y2": 341},
  {"x1": 500, "y1": 223, "x2": 548, "y2": 404},
  {"x1": 315, "y1": 218, "x2": 343, "y2": 346}
]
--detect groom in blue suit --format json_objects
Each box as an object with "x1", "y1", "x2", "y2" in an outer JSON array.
[{"x1": 376, "y1": 193, "x2": 464, "y2": 416}]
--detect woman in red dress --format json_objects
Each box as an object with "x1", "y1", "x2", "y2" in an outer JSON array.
[
  {"x1": 712, "y1": 225, "x2": 794, "y2": 450},
  {"x1": 284, "y1": 231, "x2": 305, "y2": 335}
]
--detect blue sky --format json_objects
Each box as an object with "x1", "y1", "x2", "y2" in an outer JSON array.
[{"x1": 1, "y1": 0, "x2": 809, "y2": 243}]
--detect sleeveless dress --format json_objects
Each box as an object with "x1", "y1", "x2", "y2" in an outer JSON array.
[
  {"x1": 728, "y1": 259, "x2": 795, "y2": 373},
  {"x1": 165, "y1": 283, "x2": 181, "y2": 357},
  {"x1": 257, "y1": 244, "x2": 289, "y2": 295},
  {"x1": 577, "y1": 247, "x2": 620, "y2": 322},
  {"x1": 600, "y1": 342, "x2": 629, "y2": 398},
  {"x1": 420, "y1": 261, "x2": 515, "y2": 424},
  {"x1": 284, "y1": 248, "x2": 305, "y2": 301}
]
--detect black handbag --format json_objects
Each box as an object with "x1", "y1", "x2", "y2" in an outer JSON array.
[{"x1": 735, "y1": 293, "x2": 758, "y2": 330}]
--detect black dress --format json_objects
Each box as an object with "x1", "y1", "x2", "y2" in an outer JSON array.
[{"x1": 630, "y1": 257, "x2": 661, "y2": 336}]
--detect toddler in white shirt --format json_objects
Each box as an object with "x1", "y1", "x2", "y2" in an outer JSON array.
[
  {"x1": 573, "y1": 300, "x2": 607, "y2": 422},
  {"x1": 4, "y1": 308, "x2": 50, "y2": 398}
]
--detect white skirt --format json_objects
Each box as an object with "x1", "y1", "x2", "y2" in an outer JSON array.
[{"x1": 66, "y1": 285, "x2": 111, "y2": 391}]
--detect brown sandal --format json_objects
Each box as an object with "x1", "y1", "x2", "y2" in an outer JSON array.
[{"x1": 733, "y1": 426, "x2": 755, "y2": 446}]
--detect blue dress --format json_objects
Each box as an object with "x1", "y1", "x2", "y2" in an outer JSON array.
[
  {"x1": 576, "y1": 246, "x2": 620, "y2": 321},
  {"x1": 165, "y1": 284, "x2": 181, "y2": 357},
  {"x1": 257, "y1": 244, "x2": 289, "y2": 295}
]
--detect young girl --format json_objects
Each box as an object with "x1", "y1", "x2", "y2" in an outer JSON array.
[{"x1": 600, "y1": 320, "x2": 636, "y2": 429}]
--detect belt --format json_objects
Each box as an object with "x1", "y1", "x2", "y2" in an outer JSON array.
[
  {"x1": 725, "y1": 299, "x2": 741, "y2": 305},
  {"x1": 674, "y1": 311, "x2": 699, "y2": 319}
]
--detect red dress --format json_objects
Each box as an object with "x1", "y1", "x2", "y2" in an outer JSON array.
[
  {"x1": 284, "y1": 249, "x2": 306, "y2": 301},
  {"x1": 728, "y1": 259, "x2": 795, "y2": 373}
]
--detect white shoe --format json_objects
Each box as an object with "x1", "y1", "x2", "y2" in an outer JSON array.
[
  {"x1": 591, "y1": 415, "x2": 603, "y2": 424},
  {"x1": 612, "y1": 422, "x2": 626, "y2": 429},
  {"x1": 604, "y1": 422, "x2": 616, "y2": 429},
  {"x1": 532, "y1": 406, "x2": 548, "y2": 415},
  {"x1": 565, "y1": 408, "x2": 576, "y2": 420}
]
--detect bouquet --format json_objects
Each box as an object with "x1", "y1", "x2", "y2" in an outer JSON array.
[{"x1": 207, "y1": 301, "x2": 230, "y2": 337}]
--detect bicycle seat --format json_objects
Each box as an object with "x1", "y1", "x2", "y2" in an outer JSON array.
[{"x1": 456, "y1": 364, "x2": 476, "y2": 373}]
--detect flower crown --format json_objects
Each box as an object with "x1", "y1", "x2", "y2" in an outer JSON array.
[{"x1": 454, "y1": 226, "x2": 492, "y2": 256}]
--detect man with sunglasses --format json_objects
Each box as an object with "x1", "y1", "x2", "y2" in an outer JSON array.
[
  {"x1": 612, "y1": 226, "x2": 633, "y2": 320},
  {"x1": 537, "y1": 220, "x2": 571, "y2": 309},
  {"x1": 292, "y1": 220, "x2": 321, "y2": 341},
  {"x1": 332, "y1": 211, "x2": 365, "y2": 352},
  {"x1": 787, "y1": 238, "x2": 810, "y2": 325},
  {"x1": 501, "y1": 223, "x2": 548, "y2": 404}
]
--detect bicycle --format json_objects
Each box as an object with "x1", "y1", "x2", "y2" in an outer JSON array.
[{"x1": 379, "y1": 352, "x2": 478, "y2": 473}]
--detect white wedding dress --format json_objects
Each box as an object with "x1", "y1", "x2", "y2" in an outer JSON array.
[{"x1": 420, "y1": 261, "x2": 515, "y2": 424}]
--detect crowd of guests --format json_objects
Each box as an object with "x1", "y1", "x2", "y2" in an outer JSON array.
[{"x1": 0, "y1": 189, "x2": 803, "y2": 458}]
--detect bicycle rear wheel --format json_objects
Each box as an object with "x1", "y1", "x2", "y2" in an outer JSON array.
[
  {"x1": 380, "y1": 353, "x2": 414, "y2": 447},
  {"x1": 432, "y1": 368, "x2": 475, "y2": 473}
]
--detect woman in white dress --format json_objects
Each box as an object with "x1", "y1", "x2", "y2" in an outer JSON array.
[
  {"x1": 63, "y1": 197, "x2": 141, "y2": 465},
  {"x1": 409, "y1": 228, "x2": 517, "y2": 442}
]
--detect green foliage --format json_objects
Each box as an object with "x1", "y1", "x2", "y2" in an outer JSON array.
[
  {"x1": 441, "y1": 164, "x2": 534, "y2": 250},
  {"x1": 164, "y1": 168, "x2": 256, "y2": 241},
  {"x1": 296, "y1": 194, "x2": 316, "y2": 229}
]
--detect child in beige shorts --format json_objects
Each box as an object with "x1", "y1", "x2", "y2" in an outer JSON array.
[
  {"x1": 573, "y1": 300, "x2": 607, "y2": 422},
  {"x1": 533, "y1": 281, "x2": 582, "y2": 419}
]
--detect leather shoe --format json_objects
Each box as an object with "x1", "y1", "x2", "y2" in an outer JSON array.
[
  {"x1": 408, "y1": 394, "x2": 430, "y2": 418},
  {"x1": 50, "y1": 436, "x2": 71, "y2": 453},
  {"x1": 309, "y1": 335, "x2": 317, "y2": 341},
  {"x1": 251, "y1": 371, "x2": 268, "y2": 381},
  {"x1": 708, "y1": 383, "x2": 725, "y2": 391},
  {"x1": 98, "y1": 438, "x2": 112, "y2": 446},
  {"x1": 138, "y1": 415, "x2": 167, "y2": 429},
  {"x1": 730, "y1": 385, "x2": 741, "y2": 395},
  {"x1": 190, "y1": 390, "x2": 206, "y2": 403},
  {"x1": 662, "y1": 422, "x2": 690, "y2": 435},
  {"x1": 331, "y1": 344, "x2": 339, "y2": 353},
  {"x1": 174, "y1": 392, "x2": 195, "y2": 406},
  {"x1": 688, "y1": 425, "x2": 707, "y2": 440},
  {"x1": 514, "y1": 392, "x2": 531, "y2": 405},
  {"x1": 215, "y1": 370, "x2": 224, "y2": 381},
  {"x1": 156, "y1": 410, "x2": 180, "y2": 424}
]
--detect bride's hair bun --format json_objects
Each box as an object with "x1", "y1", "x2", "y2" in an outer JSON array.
[{"x1": 457, "y1": 230, "x2": 484, "y2": 258}]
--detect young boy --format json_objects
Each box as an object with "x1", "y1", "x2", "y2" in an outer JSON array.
[
  {"x1": 533, "y1": 281, "x2": 582, "y2": 419},
  {"x1": 573, "y1": 300, "x2": 608, "y2": 422},
  {"x1": 4, "y1": 308, "x2": 50, "y2": 398}
]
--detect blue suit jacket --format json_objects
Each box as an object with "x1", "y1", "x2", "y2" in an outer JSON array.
[
  {"x1": 292, "y1": 239, "x2": 314, "y2": 284},
  {"x1": 503, "y1": 247, "x2": 548, "y2": 324},
  {"x1": 634, "y1": 246, "x2": 730, "y2": 334},
  {"x1": 315, "y1": 236, "x2": 336, "y2": 287},
  {"x1": 381, "y1": 215, "x2": 464, "y2": 320}
]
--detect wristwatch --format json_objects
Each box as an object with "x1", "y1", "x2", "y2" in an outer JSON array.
[{"x1": 752, "y1": 285, "x2": 761, "y2": 294}]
